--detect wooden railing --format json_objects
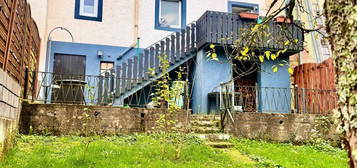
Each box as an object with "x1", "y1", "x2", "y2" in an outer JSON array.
[
  {"x1": 196, "y1": 11, "x2": 304, "y2": 52},
  {"x1": 0, "y1": 0, "x2": 41, "y2": 90},
  {"x1": 115, "y1": 11, "x2": 304, "y2": 98},
  {"x1": 115, "y1": 23, "x2": 196, "y2": 97}
]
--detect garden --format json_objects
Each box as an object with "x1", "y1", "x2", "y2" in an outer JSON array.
[{"x1": 0, "y1": 134, "x2": 348, "y2": 168}]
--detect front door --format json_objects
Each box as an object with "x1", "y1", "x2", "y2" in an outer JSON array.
[
  {"x1": 52, "y1": 54, "x2": 86, "y2": 103},
  {"x1": 54, "y1": 54, "x2": 86, "y2": 78}
]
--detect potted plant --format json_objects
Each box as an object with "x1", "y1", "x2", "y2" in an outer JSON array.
[
  {"x1": 239, "y1": 12, "x2": 259, "y2": 20},
  {"x1": 275, "y1": 16, "x2": 291, "y2": 23}
]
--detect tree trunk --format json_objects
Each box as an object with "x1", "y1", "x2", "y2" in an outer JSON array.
[{"x1": 324, "y1": 0, "x2": 357, "y2": 167}]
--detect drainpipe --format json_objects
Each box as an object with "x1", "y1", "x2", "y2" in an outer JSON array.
[{"x1": 118, "y1": 0, "x2": 140, "y2": 60}]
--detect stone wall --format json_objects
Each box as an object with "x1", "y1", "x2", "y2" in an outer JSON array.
[
  {"x1": 20, "y1": 103, "x2": 190, "y2": 135},
  {"x1": 0, "y1": 69, "x2": 22, "y2": 142},
  {"x1": 225, "y1": 112, "x2": 340, "y2": 143}
]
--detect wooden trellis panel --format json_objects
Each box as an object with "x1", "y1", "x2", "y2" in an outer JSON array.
[
  {"x1": 0, "y1": 0, "x2": 14, "y2": 68},
  {"x1": 0, "y1": 0, "x2": 41, "y2": 98}
]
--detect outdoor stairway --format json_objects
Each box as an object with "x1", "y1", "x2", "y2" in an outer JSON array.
[
  {"x1": 191, "y1": 114, "x2": 234, "y2": 149},
  {"x1": 190, "y1": 114, "x2": 221, "y2": 133},
  {"x1": 112, "y1": 11, "x2": 303, "y2": 105},
  {"x1": 114, "y1": 23, "x2": 197, "y2": 104}
]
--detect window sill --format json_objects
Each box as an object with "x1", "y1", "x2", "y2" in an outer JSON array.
[
  {"x1": 75, "y1": 15, "x2": 102, "y2": 22},
  {"x1": 155, "y1": 25, "x2": 182, "y2": 32}
]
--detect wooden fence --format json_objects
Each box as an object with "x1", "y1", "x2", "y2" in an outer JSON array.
[
  {"x1": 0, "y1": 0, "x2": 41, "y2": 96},
  {"x1": 293, "y1": 58, "x2": 335, "y2": 90},
  {"x1": 293, "y1": 58, "x2": 337, "y2": 113}
]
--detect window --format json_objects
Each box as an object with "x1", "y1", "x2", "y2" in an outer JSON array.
[
  {"x1": 228, "y1": 1, "x2": 259, "y2": 15},
  {"x1": 80, "y1": 0, "x2": 98, "y2": 17},
  {"x1": 155, "y1": 0, "x2": 186, "y2": 31},
  {"x1": 100, "y1": 62, "x2": 114, "y2": 75},
  {"x1": 160, "y1": 0, "x2": 181, "y2": 28},
  {"x1": 75, "y1": 0, "x2": 103, "y2": 22}
]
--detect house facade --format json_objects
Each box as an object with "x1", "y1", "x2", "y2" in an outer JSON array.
[
  {"x1": 290, "y1": 0, "x2": 331, "y2": 66},
  {"x1": 28, "y1": 0, "x2": 303, "y2": 114}
]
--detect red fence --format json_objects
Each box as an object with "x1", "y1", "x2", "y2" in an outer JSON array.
[
  {"x1": 293, "y1": 58, "x2": 335, "y2": 90},
  {"x1": 0, "y1": 0, "x2": 41, "y2": 97},
  {"x1": 293, "y1": 58, "x2": 337, "y2": 114}
]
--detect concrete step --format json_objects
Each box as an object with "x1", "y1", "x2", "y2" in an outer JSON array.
[
  {"x1": 190, "y1": 120, "x2": 219, "y2": 127},
  {"x1": 191, "y1": 126, "x2": 221, "y2": 134},
  {"x1": 191, "y1": 114, "x2": 220, "y2": 121},
  {"x1": 195, "y1": 133, "x2": 231, "y2": 142},
  {"x1": 205, "y1": 141, "x2": 234, "y2": 148}
]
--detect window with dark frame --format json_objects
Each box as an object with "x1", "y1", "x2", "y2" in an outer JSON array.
[
  {"x1": 75, "y1": 0, "x2": 103, "y2": 22},
  {"x1": 100, "y1": 62, "x2": 114, "y2": 75},
  {"x1": 155, "y1": 0, "x2": 186, "y2": 31},
  {"x1": 159, "y1": 0, "x2": 181, "y2": 28},
  {"x1": 228, "y1": 1, "x2": 259, "y2": 15}
]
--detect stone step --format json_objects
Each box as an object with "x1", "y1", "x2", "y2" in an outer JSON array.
[
  {"x1": 191, "y1": 114, "x2": 220, "y2": 121},
  {"x1": 190, "y1": 120, "x2": 219, "y2": 127},
  {"x1": 205, "y1": 141, "x2": 234, "y2": 148},
  {"x1": 195, "y1": 133, "x2": 231, "y2": 142},
  {"x1": 191, "y1": 126, "x2": 221, "y2": 134}
]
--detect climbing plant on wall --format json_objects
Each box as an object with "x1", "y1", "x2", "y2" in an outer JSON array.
[{"x1": 324, "y1": 0, "x2": 357, "y2": 167}]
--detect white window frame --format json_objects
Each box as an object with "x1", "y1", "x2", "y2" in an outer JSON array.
[
  {"x1": 79, "y1": 0, "x2": 99, "y2": 18},
  {"x1": 159, "y1": 0, "x2": 182, "y2": 28}
]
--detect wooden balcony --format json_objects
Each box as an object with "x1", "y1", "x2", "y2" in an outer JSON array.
[{"x1": 196, "y1": 11, "x2": 304, "y2": 53}]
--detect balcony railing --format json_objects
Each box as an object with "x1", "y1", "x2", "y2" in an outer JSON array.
[
  {"x1": 218, "y1": 83, "x2": 337, "y2": 115},
  {"x1": 24, "y1": 72, "x2": 188, "y2": 108},
  {"x1": 196, "y1": 11, "x2": 304, "y2": 52}
]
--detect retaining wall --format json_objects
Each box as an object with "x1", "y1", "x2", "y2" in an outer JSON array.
[
  {"x1": 225, "y1": 112, "x2": 340, "y2": 143},
  {"x1": 0, "y1": 69, "x2": 22, "y2": 142},
  {"x1": 20, "y1": 103, "x2": 190, "y2": 135}
]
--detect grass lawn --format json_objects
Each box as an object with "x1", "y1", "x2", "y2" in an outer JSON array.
[
  {"x1": 231, "y1": 139, "x2": 348, "y2": 168},
  {"x1": 0, "y1": 134, "x2": 254, "y2": 168},
  {"x1": 0, "y1": 134, "x2": 348, "y2": 168}
]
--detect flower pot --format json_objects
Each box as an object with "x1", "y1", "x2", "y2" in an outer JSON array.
[
  {"x1": 239, "y1": 12, "x2": 259, "y2": 20},
  {"x1": 275, "y1": 16, "x2": 291, "y2": 23}
]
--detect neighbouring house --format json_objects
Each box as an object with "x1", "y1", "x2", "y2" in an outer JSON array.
[
  {"x1": 290, "y1": 0, "x2": 331, "y2": 66},
  {"x1": 28, "y1": 0, "x2": 307, "y2": 114}
]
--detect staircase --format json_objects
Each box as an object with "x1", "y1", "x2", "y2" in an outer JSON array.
[
  {"x1": 113, "y1": 23, "x2": 197, "y2": 105},
  {"x1": 111, "y1": 11, "x2": 303, "y2": 105},
  {"x1": 190, "y1": 114, "x2": 221, "y2": 133},
  {"x1": 191, "y1": 114, "x2": 234, "y2": 149}
]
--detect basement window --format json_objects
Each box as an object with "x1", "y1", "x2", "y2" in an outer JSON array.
[{"x1": 75, "y1": 0, "x2": 103, "y2": 22}]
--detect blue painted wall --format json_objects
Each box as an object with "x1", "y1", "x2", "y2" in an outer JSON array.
[
  {"x1": 191, "y1": 49, "x2": 232, "y2": 114},
  {"x1": 257, "y1": 56, "x2": 291, "y2": 113},
  {"x1": 48, "y1": 41, "x2": 139, "y2": 76},
  {"x1": 45, "y1": 41, "x2": 140, "y2": 104}
]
